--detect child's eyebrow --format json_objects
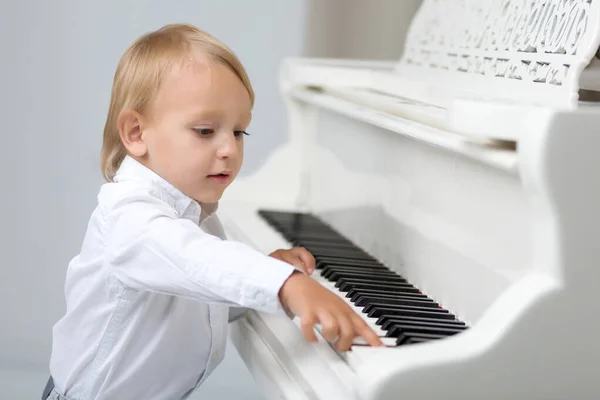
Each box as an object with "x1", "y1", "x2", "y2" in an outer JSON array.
[
  {"x1": 190, "y1": 109, "x2": 252, "y2": 124},
  {"x1": 189, "y1": 109, "x2": 225, "y2": 120}
]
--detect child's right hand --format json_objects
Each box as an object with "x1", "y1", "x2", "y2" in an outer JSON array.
[{"x1": 279, "y1": 272, "x2": 384, "y2": 351}]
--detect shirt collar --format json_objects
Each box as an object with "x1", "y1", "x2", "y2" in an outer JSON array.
[{"x1": 114, "y1": 155, "x2": 218, "y2": 219}]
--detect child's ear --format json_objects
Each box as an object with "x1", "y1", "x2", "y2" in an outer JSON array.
[{"x1": 118, "y1": 108, "x2": 147, "y2": 157}]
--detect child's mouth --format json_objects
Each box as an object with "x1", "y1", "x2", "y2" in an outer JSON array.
[{"x1": 207, "y1": 173, "x2": 230, "y2": 183}]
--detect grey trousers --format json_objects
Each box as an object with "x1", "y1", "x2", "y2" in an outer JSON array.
[
  {"x1": 41, "y1": 376, "x2": 54, "y2": 399},
  {"x1": 42, "y1": 376, "x2": 71, "y2": 400}
]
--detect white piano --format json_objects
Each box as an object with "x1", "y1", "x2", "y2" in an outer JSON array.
[{"x1": 219, "y1": 0, "x2": 600, "y2": 399}]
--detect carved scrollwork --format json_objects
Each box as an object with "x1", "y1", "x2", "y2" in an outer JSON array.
[{"x1": 400, "y1": 0, "x2": 596, "y2": 86}]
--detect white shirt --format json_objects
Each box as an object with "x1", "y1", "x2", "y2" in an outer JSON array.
[{"x1": 49, "y1": 156, "x2": 296, "y2": 400}]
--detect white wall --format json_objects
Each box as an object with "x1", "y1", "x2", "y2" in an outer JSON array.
[
  {"x1": 0, "y1": 1, "x2": 306, "y2": 398},
  {"x1": 302, "y1": 0, "x2": 421, "y2": 59}
]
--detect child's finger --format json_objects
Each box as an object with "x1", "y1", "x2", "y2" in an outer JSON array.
[
  {"x1": 278, "y1": 251, "x2": 311, "y2": 274},
  {"x1": 353, "y1": 316, "x2": 384, "y2": 347},
  {"x1": 301, "y1": 314, "x2": 318, "y2": 343},
  {"x1": 334, "y1": 315, "x2": 355, "y2": 351},
  {"x1": 290, "y1": 247, "x2": 316, "y2": 273},
  {"x1": 318, "y1": 313, "x2": 339, "y2": 342}
]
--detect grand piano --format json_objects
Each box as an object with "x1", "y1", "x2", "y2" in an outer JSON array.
[{"x1": 218, "y1": 0, "x2": 600, "y2": 399}]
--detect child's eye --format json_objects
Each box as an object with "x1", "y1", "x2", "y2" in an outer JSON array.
[
  {"x1": 193, "y1": 128, "x2": 214, "y2": 135},
  {"x1": 234, "y1": 130, "x2": 250, "y2": 137}
]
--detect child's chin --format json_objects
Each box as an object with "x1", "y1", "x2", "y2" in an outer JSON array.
[{"x1": 193, "y1": 191, "x2": 223, "y2": 204}]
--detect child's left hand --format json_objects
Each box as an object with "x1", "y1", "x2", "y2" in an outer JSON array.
[{"x1": 269, "y1": 247, "x2": 315, "y2": 275}]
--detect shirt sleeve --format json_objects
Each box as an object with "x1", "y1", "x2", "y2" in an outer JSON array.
[{"x1": 102, "y1": 187, "x2": 296, "y2": 314}]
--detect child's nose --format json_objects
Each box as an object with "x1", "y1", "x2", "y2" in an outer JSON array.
[{"x1": 216, "y1": 135, "x2": 238, "y2": 159}]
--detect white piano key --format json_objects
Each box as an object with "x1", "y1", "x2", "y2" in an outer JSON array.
[{"x1": 351, "y1": 336, "x2": 396, "y2": 347}]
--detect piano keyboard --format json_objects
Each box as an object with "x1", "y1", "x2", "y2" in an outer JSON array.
[{"x1": 258, "y1": 209, "x2": 469, "y2": 348}]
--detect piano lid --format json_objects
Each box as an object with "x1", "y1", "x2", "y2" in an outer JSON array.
[{"x1": 281, "y1": 0, "x2": 600, "y2": 118}]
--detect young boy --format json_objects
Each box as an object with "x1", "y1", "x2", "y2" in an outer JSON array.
[{"x1": 43, "y1": 23, "x2": 382, "y2": 400}]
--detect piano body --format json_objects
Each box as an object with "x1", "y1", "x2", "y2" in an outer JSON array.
[{"x1": 218, "y1": 1, "x2": 600, "y2": 399}]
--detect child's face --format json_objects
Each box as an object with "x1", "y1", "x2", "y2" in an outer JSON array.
[{"x1": 138, "y1": 59, "x2": 251, "y2": 204}]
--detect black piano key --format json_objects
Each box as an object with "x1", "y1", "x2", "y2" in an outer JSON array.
[
  {"x1": 310, "y1": 249, "x2": 375, "y2": 259},
  {"x1": 302, "y1": 240, "x2": 369, "y2": 250},
  {"x1": 327, "y1": 271, "x2": 407, "y2": 283},
  {"x1": 396, "y1": 332, "x2": 448, "y2": 346},
  {"x1": 347, "y1": 288, "x2": 429, "y2": 301},
  {"x1": 386, "y1": 323, "x2": 467, "y2": 338},
  {"x1": 290, "y1": 233, "x2": 347, "y2": 240},
  {"x1": 289, "y1": 232, "x2": 349, "y2": 241},
  {"x1": 320, "y1": 265, "x2": 390, "y2": 275},
  {"x1": 404, "y1": 337, "x2": 432, "y2": 344},
  {"x1": 295, "y1": 241, "x2": 358, "y2": 250},
  {"x1": 283, "y1": 227, "x2": 339, "y2": 236},
  {"x1": 335, "y1": 277, "x2": 414, "y2": 287},
  {"x1": 380, "y1": 315, "x2": 466, "y2": 330},
  {"x1": 354, "y1": 296, "x2": 439, "y2": 308},
  {"x1": 362, "y1": 303, "x2": 449, "y2": 316},
  {"x1": 316, "y1": 255, "x2": 382, "y2": 263},
  {"x1": 339, "y1": 282, "x2": 420, "y2": 294},
  {"x1": 352, "y1": 292, "x2": 435, "y2": 304},
  {"x1": 322, "y1": 267, "x2": 397, "y2": 279},
  {"x1": 317, "y1": 258, "x2": 384, "y2": 268},
  {"x1": 323, "y1": 265, "x2": 397, "y2": 274},
  {"x1": 383, "y1": 319, "x2": 467, "y2": 335},
  {"x1": 337, "y1": 281, "x2": 420, "y2": 293},
  {"x1": 298, "y1": 239, "x2": 361, "y2": 249},
  {"x1": 368, "y1": 306, "x2": 456, "y2": 320},
  {"x1": 316, "y1": 255, "x2": 379, "y2": 264},
  {"x1": 328, "y1": 272, "x2": 407, "y2": 283}
]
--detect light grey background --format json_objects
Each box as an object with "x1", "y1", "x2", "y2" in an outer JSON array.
[{"x1": 0, "y1": 1, "x2": 419, "y2": 398}]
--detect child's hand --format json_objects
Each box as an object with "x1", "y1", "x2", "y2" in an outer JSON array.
[
  {"x1": 269, "y1": 247, "x2": 315, "y2": 275},
  {"x1": 278, "y1": 272, "x2": 384, "y2": 351}
]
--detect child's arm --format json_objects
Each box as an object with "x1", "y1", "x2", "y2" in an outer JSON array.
[
  {"x1": 104, "y1": 187, "x2": 383, "y2": 350},
  {"x1": 103, "y1": 187, "x2": 296, "y2": 314}
]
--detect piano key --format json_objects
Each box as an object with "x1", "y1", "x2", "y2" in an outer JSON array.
[
  {"x1": 338, "y1": 281, "x2": 421, "y2": 294},
  {"x1": 396, "y1": 332, "x2": 449, "y2": 345},
  {"x1": 403, "y1": 336, "x2": 435, "y2": 344},
  {"x1": 354, "y1": 296, "x2": 440, "y2": 308},
  {"x1": 317, "y1": 255, "x2": 380, "y2": 265},
  {"x1": 289, "y1": 232, "x2": 348, "y2": 240},
  {"x1": 322, "y1": 266, "x2": 406, "y2": 282},
  {"x1": 323, "y1": 265, "x2": 398, "y2": 274},
  {"x1": 322, "y1": 267, "x2": 397, "y2": 280},
  {"x1": 362, "y1": 303, "x2": 449, "y2": 315},
  {"x1": 335, "y1": 278, "x2": 416, "y2": 290},
  {"x1": 350, "y1": 336, "x2": 397, "y2": 347},
  {"x1": 330, "y1": 275, "x2": 408, "y2": 286},
  {"x1": 308, "y1": 247, "x2": 375, "y2": 257},
  {"x1": 310, "y1": 243, "x2": 373, "y2": 255},
  {"x1": 326, "y1": 270, "x2": 407, "y2": 281},
  {"x1": 348, "y1": 288, "x2": 429, "y2": 301},
  {"x1": 379, "y1": 316, "x2": 466, "y2": 329},
  {"x1": 320, "y1": 265, "x2": 390, "y2": 275},
  {"x1": 316, "y1": 258, "x2": 385, "y2": 268},
  {"x1": 296, "y1": 240, "x2": 362, "y2": 249},
  {"x1": 386, "y1": 323, "x2": 467, "y2": 338},
  {"x1": 383, "y1": 319, "x2": 467, "y2": 334},
  {"x1": 368, "y1": 306, "x2": 457, "y2": 320}
]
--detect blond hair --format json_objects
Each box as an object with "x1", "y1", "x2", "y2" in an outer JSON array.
[{"x1": 100, "y1": 23, "x2": 255, "y2": 181}]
